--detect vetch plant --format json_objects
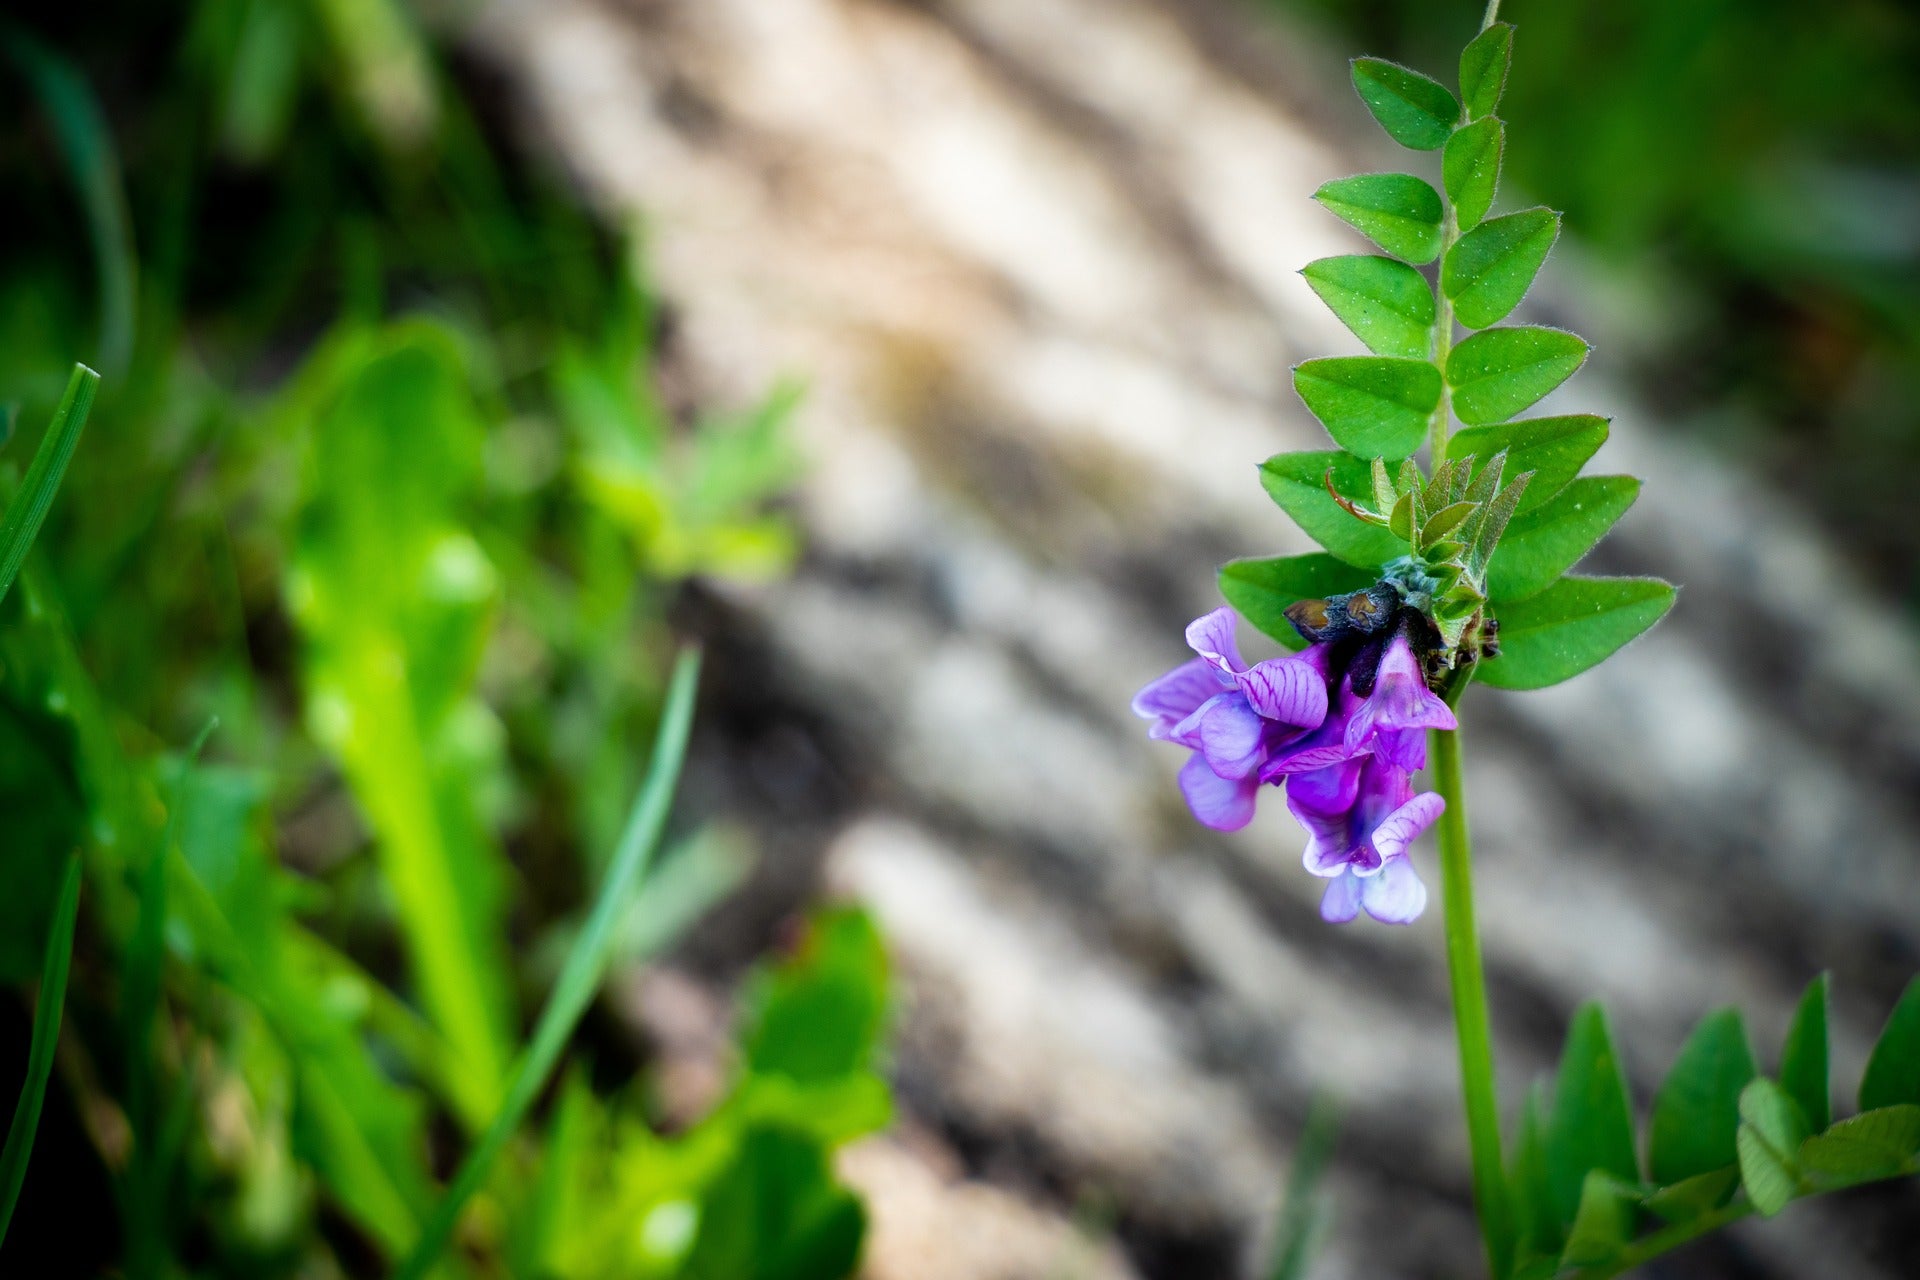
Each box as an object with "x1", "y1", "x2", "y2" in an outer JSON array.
[{"x1": 1136, "y1": 7, "x2": 1920, "y2": 1276}]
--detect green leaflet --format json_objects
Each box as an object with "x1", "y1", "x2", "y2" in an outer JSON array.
[
  {"x1": 1443, "y1": 209, "x2": 1560, "y2": 330},
  {"x1": 1486, "y1": 475, "x2": 1640, "y2": 603},
  {"x1": 1313, "y1": 174, "x2": 1444, "y2": 265},
  {"x1": 1558, "y1": 1170, "x2": 1637, "y2": 1268},
  {"x1": 1798, "y1": 1106, "x2": 1920, "y2": 1186},
  {"x1": 1641, "y1": 1166, "x2": 1738, "y2": 1224},
  {"x1": 0, "y1": 854, "x2": 82, "y2": 1249},
  {"x1": 1257, "y1": 451, "x2": 1411, "y2": 570},
  {"x1": 1219, "y1": 553, "x2": 1373, "y2": 651},
  {"x1": 1459, "y1": 22, "x2": 1514, "y2": 121},
  {"x1": 1447, "y1": 326, "x2": 1589, "y2": 425},
  {"x1": 1544, "y1": 1004, "x2": 1640, "y2": 1227},
  {"x1": 0, "y1": 364, "x2": 98, "y2": 610},
  {"x1": 1508, "y1": 1084, "x2": 1563, "y2": 1264},
  {"x1": 1442, "y1": 117, "x2": 1503, "y2": 232},
  {"x1": 1479, "y1": 576, "x2": 1676, "y2": 691},
  {"x1": 1300, "y1": 255, "x2": 1435, "y2": 359},
  {"x1": 1860, "y1": 977, "x2": 1920, "y2": 1111},
  {"x1": 1647, "y1": 1008, "x2": 1758, "y2": 1187},
  {"x1": 1292, "y1": 356, "x2": 1441, "y2": 458},
  {"x1": 1736, "y1": 1078, "x2": 1809, "y2": 1217},
  {"x1": 1350, "y1": 57, "x2": 1459, "y2": 150},
  {"x1": 1449, "y1": 414, "x2": 1609, "y2": 515},
  {"x1": 1780, "y1": 973, "x2": 1832, "y2": 1132}
]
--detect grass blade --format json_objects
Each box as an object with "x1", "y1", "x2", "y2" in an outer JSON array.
[
  {"x1": 396, "y1": 646, "x2": 703, "y2": 1280},
  {"x1": 0, "y1": 854, "x2": 84, "y2": 1246},
  {"x1": 1267, "y1": 1096, "x2": 1338, "y2": 1280},
  {"x1": 0, "y1": 364, "x2": 99, "y2": 608}
]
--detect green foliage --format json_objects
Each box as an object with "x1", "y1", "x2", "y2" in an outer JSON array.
[
  {"x1": 0, "y1": 855, "x2": 81, "y2": 1248},
  {"x1": 1504, "y1": 980, "x2": 1920, "y2": 1277},
  {"x1": 1457, "y1": 23, "x2": 1513, "y2": 122},
  {"x1": 1219, "y1": 554, "x2": 1374, "y2": 650},
  {"x1": 1300, "y1": 255, "x2": 1435, "y2": 359},
  {"x1": 1486, "y1": 476, "x2": 1639, "y2": 603},
  {"x1": 0, "y1": 5, "x2": 846, "y2": 1276},
  {"x1": 1477, "y1": 577, "x2": 1674, "y2": 691},
  {"x1": 1442, "y1": 117, "x2": 1504, "y2": 232},
  {"x1": 0, "y1": 365, "x2": 97, "y2": 609},
  {"x1": 1312, "y1": 174, "x2": 1444, "y2": 264},
  {"x1": 1260, "y1": 19, "x2": 1672, "y2": 691},
  {"x1": 1350, "y1": 58, "x2": 1459, "y2": 150},
  {"x1": 1860, "y1": 978, "x2": 1920, "y2": 1112},
  {"x1": 1448, "y1": 416, "x2": 1607, "y2": 515},
  {"x1": 1447, "y1": 327, "x2": 1590, "y2": 426},
  {"x1": 1780, "y1": 974, "x2": 1832, "y2": 1132},
  {"x1": 1443, "y1": 210, "x2": 1559, "y2": 330},
  {"x1": 1291, "y1": 357, "x2": 1441, "y2": 458},
  {"x1": 1544, "y1": 1006, "x2": 1638, "y2": 1226},
  {"x1": 1258, "y1": 452, "x2": 1411, "y2": 570}
]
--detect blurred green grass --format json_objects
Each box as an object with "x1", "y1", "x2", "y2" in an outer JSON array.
[{"x1": 0, "y1": 2, "x2": 883, "y2": 1277}]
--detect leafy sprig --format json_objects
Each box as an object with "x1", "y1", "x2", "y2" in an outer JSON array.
[
  {"x1": 1225, "y1": 19, "x2": 1675, "y2": 692},
  {"x1": 1509, "y1": 977, "x2": 1920, "y2": 1278}
]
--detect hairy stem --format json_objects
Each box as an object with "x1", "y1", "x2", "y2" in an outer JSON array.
[
  {"x1": 1483, "y1": 0, "x2": 1504, "y2": 30},
  {"x1": 1433, "y1": 721, "x2": 1512, "y2": 1279}
]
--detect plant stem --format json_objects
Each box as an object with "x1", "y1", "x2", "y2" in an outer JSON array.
[
  {"x1": 1483, "y1": 0, "x2": 1504, "y2": 30},
  {"x1": 1432, "y1": 721, "x2": 1513, "y2": 1279},
  {"x1": 1574, "y1": 1201, "x2": 1754, "y2": 1279}
]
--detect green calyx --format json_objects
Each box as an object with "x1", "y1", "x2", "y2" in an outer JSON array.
[{"x1": 1320, "y1": 451, "x2": 1533, "y2": 661}]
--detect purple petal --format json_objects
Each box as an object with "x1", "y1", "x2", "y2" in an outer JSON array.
[
  {"x1": 1179, "y1": 753, "x2": 1259, "y2": 831},
  {"x1": 1286, "y1": 759, "x2": 1361, "y2": 815},
  {"x1": 1361, "y1": 857, "x2": 1428, "y2": 924},
  {"x1": 1294, "y1": 802, "x2": 1356, "y2": 876},
  {"x1": 1373, "y1": 726, "x2": 1428, "y2": 772},
  {"x1": 1132, "y1": 659, "x2": 1222, "y2": 737},
  {"x1": 1185, "y1": 608, "x2": 1246, "y2": 677},
  {"x1": 1368, "y1": 790, "x2": 1445, "y2": 863},
  {"x1": 1196, "y1": 695, "x2": 1266, "y2": 780},
  {"x1": 1320, "y1": 871, "x2": 1363, "y2": 923},
  {"x1": 1237, "y1": 656, "x2": 1328, "y2": 729},
  {"x1": 1367, "y1": 636, "x2": 1458, "y2": 733},
  {"x1": 1264, "y1": 683, "x2": 1368, "y2": 778}
]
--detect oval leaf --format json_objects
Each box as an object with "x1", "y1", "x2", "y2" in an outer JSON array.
[
  {"x1": 1460, "y1": 23, "x2": 1514, "y2": 121},
  {"x1": 1487, "y1": 475, "x2": 1640, "y2": 603},
  {"x1": 1258, "y1": 451, "x2": 1410, "y2": 570},
  {"x1": 1780, "y1": 973, "x2": 1831, "y2": 1133},
  {"x1": 1860, "y1": 977, "x2": 1920, "y2": 1112},
  {"x1": 1301, "y1": 255, "x2": 1435, "y2": 359},
  {"x1": 1737, "y1": 1078, "x2": 1811, "y2": 1217},
  {"x1": 1449, "y1": 415, "x2": 1610, "y2": 515},
  {"x1": 1480, "y1": 576, "x2": 1674, "y2": 691},
  {"x1": 1351, "y1": 57, "x2": 1459, "y2": 151},
  {"x1": 1293, "y1": 357, "x2": 1441, "y2": 458},
  {"x1": 1648, "y1": 1008, "x2": 1758, "y2": 1187},
  {"x1": 1313, "y1": 174, "x2": 1444, "y2": 265},
  {"x1": 1444, "y1": 209, "x2": 1561, "y2": 330},
  {"x1": 1442, "y1": 117, "x2": 1503, "y2": 232},
  {"x1": 1219, "y1": 553, "x2": 1374, "y2": 651},
  {"x1": 1545, "y1": 1004, "x2": 1640, "y2": 1227},
  {"x1": 1447, "y1": 326, "x2": 1589, "y2": 425}
]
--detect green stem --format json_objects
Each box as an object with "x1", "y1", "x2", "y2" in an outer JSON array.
[
  {"x1": 1482, "y1": 0, "x2": 1504, "y2": 29},
  {"x1": 1574, "y1": 1202, "x2": 1754, "y2": 1279},
  {"x1": 1432, "y1": 721, "x2": 1513, "y2": 1279}
]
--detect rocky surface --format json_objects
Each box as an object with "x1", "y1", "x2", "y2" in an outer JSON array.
[{"x1": 465, "y1": 0, "x2": 1920, "y2": 1275}]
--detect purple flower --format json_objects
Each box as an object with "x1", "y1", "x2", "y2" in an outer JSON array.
[
  {"x1": 1343, "y1": 633, "x2": 1456, "y2": 771},
  {"x1": 1289, "y1": 756, "x2": 1442, "y2": 924},
  {"x1": 1133, "y1": 609, "x2": 1329, "y2": 831}
]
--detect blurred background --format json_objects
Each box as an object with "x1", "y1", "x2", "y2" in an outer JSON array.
[{"x1": 2, "y1": 0, "x2": 1918, "y2": 1276}]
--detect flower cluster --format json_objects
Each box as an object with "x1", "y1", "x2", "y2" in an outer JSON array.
[{"x1": 1133, "y1": 598, "x2": 1455, "y2": 924}]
